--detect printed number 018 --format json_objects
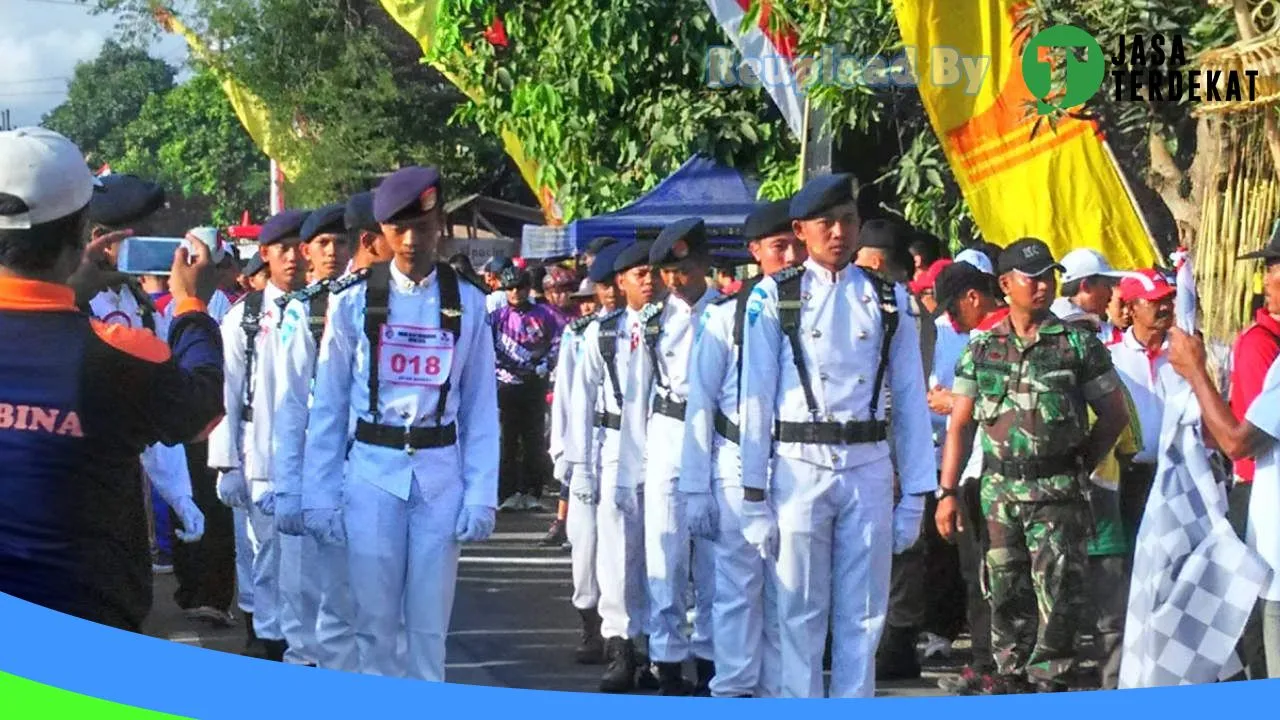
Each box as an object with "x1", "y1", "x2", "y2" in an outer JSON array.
[{"x1": 389, "y1": 353, "x2": 441, "y2": 376}]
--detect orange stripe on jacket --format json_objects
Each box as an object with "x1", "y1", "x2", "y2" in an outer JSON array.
[{"x1": 91, "y1": 321, "x2": 172, "y2": 363}]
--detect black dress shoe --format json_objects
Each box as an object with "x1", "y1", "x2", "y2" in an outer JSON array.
[
  {"x1": 599, "y1": 638, "x2": 637, "y2": 693},
  {"x1": 656, "y1": 662, "x2": 692, "y2": 696}
]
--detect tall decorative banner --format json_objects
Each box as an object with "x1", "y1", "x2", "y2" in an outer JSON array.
[
  {"x1": 703, "y1": 0, "x2": 805, "y2": 140},
  {"x1": 153, "y1": 6, "x2": 302, "y2": 183},
  {"x1": 377, "y1": 0, "x2": 562, "y2": 224},
  {"x1": 892, "y1": 0, "x2": 1159, "y2": 270}
]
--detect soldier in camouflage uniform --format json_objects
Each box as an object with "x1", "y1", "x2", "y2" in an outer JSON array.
[{"x1": 934, "y1": 239, "x2": 1130, "y2": 694}]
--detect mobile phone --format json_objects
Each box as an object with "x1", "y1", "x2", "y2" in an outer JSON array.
[{"x1": 117, "y1": 237, "x2": 183, "y2": 276}]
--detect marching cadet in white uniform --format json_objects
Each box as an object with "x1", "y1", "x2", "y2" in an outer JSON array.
[
  {"x1": 209, "y1": 209, "x2": 311, "y2": 662},
  {"x1": 737, "y1": 174, "x2": 936, "y2": 698},
  {"x1": 565, "y1": 240, "x2": 658, "y2": 693},
  {"x1": 633, "y1": 218, "x2": 721, "y2": 695},
  {"x1": 557, "y1": 241, "x2": 624, "y2": 666},
  {"x1": 274, "y1": 194, "x2": 395, "y2": 672},
  {"x1": 301, "y1": 166, "x2": 499, "y2": 681},
  {"x1": 680, "y1": 199, "x2": 802, "y2": 698}
]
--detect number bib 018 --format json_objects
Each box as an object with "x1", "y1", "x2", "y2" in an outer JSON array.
[{"x1": 378, "y1": 324, "x2": 454, "y2": 387}]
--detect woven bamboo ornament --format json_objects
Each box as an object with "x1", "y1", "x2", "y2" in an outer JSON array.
[{"x1": 1195, "y1": 31, "x2": 1280, "y2": 115}]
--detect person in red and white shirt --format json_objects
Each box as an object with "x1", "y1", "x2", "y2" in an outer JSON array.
[{"x1": 1108, "y1": 269, "x2": 1175, "y2": 550}]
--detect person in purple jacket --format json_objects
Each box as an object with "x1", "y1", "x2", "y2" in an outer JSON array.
[{"x1": 492, "y1": 266, "x2": 565, "y2": 512}]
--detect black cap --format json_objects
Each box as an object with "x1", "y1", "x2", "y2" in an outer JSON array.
[
  {"x1": 586, "y1": 236, "x2": 619, "y2": 256},
  {"x1": 1240, "y1": 220, "x2": 1280, "y2": 261},
  {"x1": 589, "y1": 242, "x2": 625, "y2": 283},
  {"x1": 483, "y1": 256, "x2": 515, "y2": 275},
  {"x1": 259, "y1": 209, "x2": 309, "y2": 246},
  {"x1": 613, "y1": 241, "x2": 653, "y2": 274},
  {"x1": 244, "y1": 254, "x2": 267, "y2": 277},
  {"x1": 744, "y1": 199, "x2": 792, "y2": 242},
  {"x1": 997, "y1": 237, "x2": 1063, "y2": 277},
  {"x1": 344, "y1": 192, "x2": 379, "y2": 234},
  {"x1": 650, "y1": 217, "x2": 706, "y2": 266},
  {"x1": 373, "y1": 166, "x2": 442, "y2": 224},
  {"x1": 935, "y1": 262, "x2": 997, "y2": 310},
  {"x1": 857, "y1": 217, "x2": 911, "y2": 250},
  {"x1": 789, "y1": 173, "x2": 859, "y2": 221},
  {"x1": 87, "y1": 174, "x2": 165, "y2": 227},
  {"x1": 497, "y1": 267, "x2": 530, "y2": 290},
  {"x1": 300, "y1": 203, "x2": 346, "y2": 242}
]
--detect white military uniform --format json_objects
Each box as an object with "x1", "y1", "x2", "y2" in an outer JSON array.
[
  {"x1": 90, "y1": 284, "x2": 196, "y2": 527},
  {"x1": 565, "y1": 306, "x2": 650, "y2": 643},
  {"x1": 208, "y1": 281, "x2": 290, "y2": 644},
  {"x1": 302, "y1": 262, "x2": 499, "y2": 681},
  {"x1": 552, "y1": 312, "x2": 601, "y2": 613},
  {"x1": 679, "y1": 289, "x2": 781, "y2": 697},
  {"x1": 738, "y1": 259, "x2": 936, "y2": 697},
  {"x1": 271, "y1": 279, "x2": 358, "y2": 670},
  {"x1": 635, "y1": 288, "x2": 720, "y2": 665}
]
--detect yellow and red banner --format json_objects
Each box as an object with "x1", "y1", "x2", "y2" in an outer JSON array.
[
  {"x1": 893, "y1": 0, "x2": 1159, "y2": 270},
  {"x1": 378, "y1": 0, "x2": 562, "y2": 224}
]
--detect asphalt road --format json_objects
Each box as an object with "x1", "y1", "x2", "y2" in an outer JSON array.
[{"x1": 142, "y1": 508, "x2": 959, "y2": 697}]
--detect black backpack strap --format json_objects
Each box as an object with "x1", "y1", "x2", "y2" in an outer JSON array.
[
  {"x1": 309, "y1": 292, "x2": 330, "y2": 347},
  {"x1": 124, "y1": 279, "x2": 156, "y2": 333},
  {"x1": 733, "y1": 274, "x2": 766, "y2": 391},
  {"x1": 865, "y1": 273, "x2": 900, "y2": 420},
  {"x1": 597, "y1": 309, "x2": 625, "y2": 411},
  {"x1": 240, "y1": 290, "x2": 264, "y2": 416},
  {"x1": 434, "y1": 262, "x2": 462, "y2": 427},
  {"x1": 640, "y1": 302, "x2": 668, "y2": 394},
  {"x1": 773, "y1": 266, "x2": 820, "y2": 420},
  {"x1": 363, "y1": 262, "x2": 392, "y2": 419}
]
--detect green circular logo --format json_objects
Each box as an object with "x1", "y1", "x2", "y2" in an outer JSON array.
[{"x1": 1022, "y1": 25, "x2": 1105, "y2": 115}]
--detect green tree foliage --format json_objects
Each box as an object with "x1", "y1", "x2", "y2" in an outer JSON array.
[
  {"x1": 112, "y1": 70, "x2": 269, "y2": 226},
  {"x1": 42, "y1": 40, "x2": 176, "y2": 165}
]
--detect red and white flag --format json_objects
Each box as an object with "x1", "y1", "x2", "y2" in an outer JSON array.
[{"x1": 703, "y1": 0, "x2": 806, "y2": 139}]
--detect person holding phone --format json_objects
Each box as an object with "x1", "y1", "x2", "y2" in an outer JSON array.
[{"x1": 0, "y1": 127, "x2": 224, "y2": 632}]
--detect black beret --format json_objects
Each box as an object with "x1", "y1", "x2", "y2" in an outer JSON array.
[
  {"x1": 997, "y1": 237, "x2": 1063, "y2": 277},
  {"x1": 344, "y1": 192, "x2": 379, "y2": 234},
  {"x1": 87, "y1": 174, "x2": 165, "y2": 227},
  {"x1": 789, "y1": 173, "x2": 859, "y2": 221},
  {"x1": 613, "y1": 240, "x2": 653, "y2": 274},
  {"x1": 483, "y1": 256, "x2": 515, "y2": 274},
  {"x1": 650, "y1": 217, "x2": 706, "y2": 266},
  {"x1": 373, "y1": 166, "x2": 442, "y2": 224},
  {"x1": 588, "y1": 242, "x2": 625, "y2": 283},
  {"x1": 586, "y1": 236, "x2": 619, "y2": 255},
  {"x1": 744, "y1": 199, "x2": 793, "y2": 242},
  {"x1": 244, "y1": 254, "x2": 267, "y2": 277},
  {"x1": 259, "y1": 209, "x2": 309, "y2": 246},
  {"x1": 300, "y1": 203, "x2": 346, "y2": 242}
]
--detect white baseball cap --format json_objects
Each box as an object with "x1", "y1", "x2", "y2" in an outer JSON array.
[
  {"x1": 954, "y1": 247, "x2": 993, "y2": 274},
  {"x1": 0, "y1": 127, "x2": 99, "y2": 230},
  {"x1": 1059, "y1": 248, "x2": 1125, "y2": 284}
]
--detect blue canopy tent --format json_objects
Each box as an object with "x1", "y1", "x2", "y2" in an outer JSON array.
[{"x1": 564, "y1": 154, "x2": 762, "y2": 263}]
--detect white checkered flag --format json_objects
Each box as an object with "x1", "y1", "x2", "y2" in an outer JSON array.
[{"x1": 1118, "y1": 250, "x2": 1273, "y2": 687}]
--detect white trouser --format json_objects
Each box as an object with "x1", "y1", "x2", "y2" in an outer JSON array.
[
  {"x1": 314, "y1": 540, "x2": 359, "y2": 672},
  {"x1": 645, "y1": 455, "x2": 715, "y2": 663},
  {"x1": 278, "y1": 532, "x2": 321, "y2": 664},
  {"x1": 234, "y1": 507, "x2": 254, "y2": 613},
  {"x1": 344, "y1": 469, "x2": 463, "y2": 681},
  {"x1": 770, "y1": 454, "x2": 894, "y2": 698},
  {"x1": 709, "y1": 478, "x2": 781, "y2": 697},
  {"x1": 566, "y1": 465, "x2": 600, "y2": 610},
  {"x1": 596, "y1": 461, "x2": 647, "y2": 640},
  {"x1": 246, "y1": 499, "x2": 283, "y2": 641}
]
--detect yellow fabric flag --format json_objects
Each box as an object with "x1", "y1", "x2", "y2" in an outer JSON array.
[
  {"x1": 893, "y1": 0, "x2": 1158, "y2": 270},
  {"x1": 377, "y1": 0, "x2": 562, "y2": 224},
  {"x1": 154, "y1": 8, "x2": 302, "y2": 180}
]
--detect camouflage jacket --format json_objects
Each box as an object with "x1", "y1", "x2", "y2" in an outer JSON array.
[{"x1": 952, "y1": 314, "x2": 1121, "y2": 501}]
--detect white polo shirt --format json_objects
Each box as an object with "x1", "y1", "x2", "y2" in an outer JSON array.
[
  {"x1": 1244, "y1": 357, "x2": 1280, "y2": 600},
  {"x1": 1109, "y1": 328, "x2": 1170, "y2": 465}
]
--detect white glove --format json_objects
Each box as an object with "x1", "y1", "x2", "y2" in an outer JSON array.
[
  {"x1": 683, "y1": 492, "x2": 719, "y2": 541},
  {"x1": 740, "y1": 498, "x2": 778, "y2": 560},
  {"x1": 173, "y1": 496, "x2": 205, "y2": 543},
  {"x1": 216, "y1": 470, "x2": 249, "y2": 509},
  {"x1": 614, "y1": 486, "x2": 640, "y2": 517},
  {"x1": 303, "y1": 509, "x2": 346, "y2": 546},
  {"x1": 455, "y1": 505, "x2": 497, "y2": 543},
  {"x1": 569, "y1": 466, "x2": 598, "y2": 505},
  {"x1": 254, "y1": 489, "x2": 276, "y2": 516},
  {"x1": 275, "y1": 493, "x2": 305, "y2": 536},
  {"x1": 553, "y1": 456, "x2": 570, "y2": 483},
  {"x1": 893, "y1": 493, "x2": 926, "y2": 554}
]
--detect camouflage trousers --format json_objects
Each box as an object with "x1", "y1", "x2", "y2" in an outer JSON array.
[{"x1": 982, "y1": 484, "x2": 1089, "y2": 684}]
